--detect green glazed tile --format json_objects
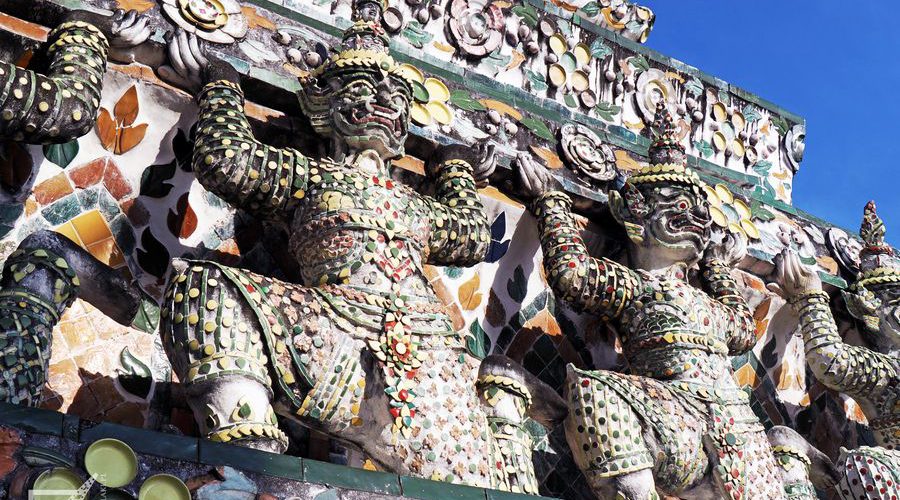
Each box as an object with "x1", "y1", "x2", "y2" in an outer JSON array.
[
  {"x1": 0, "y1": 403, "x2": 62, "y2": 436},
  {"x1": 400, "y1": 476, "x2": 486, "y2": 500},
  {"x1": 199, "y1": 439, "x2": 303, "y2": 481},
  {"x1": 303, "y1": 459, "x2": 401, "y2": 495}
]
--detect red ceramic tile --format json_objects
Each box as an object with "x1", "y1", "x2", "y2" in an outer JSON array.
[
  {"x1": 33, "y1": 172, "x2": 73, "y2": 206},
  {"x1": 102, "y1": 159, "x2": 133, "y2": 200},
  {"x1": 0, "y1": 426, "x2": 22, "y2": 478},
  {"x1": 0, "y1": 12, "x2": 48, "y2": 41},
  {"x1": 68, "y1": 157, "x2": 107, "y2": 189}
]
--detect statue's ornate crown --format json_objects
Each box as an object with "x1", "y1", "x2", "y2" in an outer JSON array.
[
  {"x1": 627, "y1": 101, "x2": 705, "y2": 194},
  {"x1": 852, "y1": 201, "x2": 900, "y2": 291},
  {"x1": 308, "y1": 0, "x2": 415, "y2": 85}
]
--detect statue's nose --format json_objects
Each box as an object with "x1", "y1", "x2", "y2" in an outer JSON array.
[
  {"x1": 375, "y1": 79, "x2": 392, "y2": 105},
  {"x1": 691, "y1": 203, "x2": 710, "y2": 223}
]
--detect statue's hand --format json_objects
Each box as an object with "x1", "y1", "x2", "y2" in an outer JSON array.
[
  {"x1": 159, "y1": 29, "x2": 239, "y2": 94},
  {"x1": 471, "y1": 143, "x2": 497, "y2": 189},
  {"x1": 105, "y1": 9, "x2": 153, "y2": 63},
  {"x1": 62, "y1": 9, "x2": 150, "y2": 61},
  {"x1": 108, "y1": 9, "x2": 151, "y2": 49},
  {"x1": 768, "y1": 248, "x2": 822, "y2": 299},
  {"x1": 702, "y1": 229, "x2": 746, "y2": 267},
  {"x1": 427, "y1": 142, "x2": 495, "y2": 187},
  {"x1": 514, "y1": 152, "x2": 561, "y2": 203}
]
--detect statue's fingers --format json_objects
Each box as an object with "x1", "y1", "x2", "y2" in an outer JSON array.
[
  {"x1": 167, "y1": 31, "x2": 188, "y2": 77},
  {"x1": 118, "y1": 16, "x2": 149, "y2": 44},
  {"x1": 177, "y1": 29, "x2": 199, "y2": 70},
  {"x1": 158, "y1": 65, "x2": 185, "y2": 88},
  {"x1": 189, "y1": 34, "x2": 209, "y2": 68},
  {"x1": 122, "y1": 10, "x2": 137, "y2": 27}
]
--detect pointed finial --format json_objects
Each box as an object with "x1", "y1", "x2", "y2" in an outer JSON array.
[
  {"x1": 860, "y1": 200, "x2": 887, "y2": 248},
  {"x1": 650, "y1": 100, "x2": 680, "y2": 146}
]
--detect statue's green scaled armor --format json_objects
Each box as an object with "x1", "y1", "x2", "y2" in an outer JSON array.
[{"x1": 0, "y1": 21, "x2": 108, "y2": 143}]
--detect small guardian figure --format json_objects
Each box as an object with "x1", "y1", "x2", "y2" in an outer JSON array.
[
  {"x1": 513, "y1": 102, "x2": 818, "y2": 499},
  {"x1": 772, "y1": 201, "x2": 899, "y2": 500}
]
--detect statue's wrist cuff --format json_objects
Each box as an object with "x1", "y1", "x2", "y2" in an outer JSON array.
[
  {"x1": 787, "y1": 289, "x2": 829, "y2": 307},
  {"x1": 532, "y1": 190, "x2": 571, "y2": 214},
  {"x1": 198, "y1": 80, "x2": 244, "y2": 104}
]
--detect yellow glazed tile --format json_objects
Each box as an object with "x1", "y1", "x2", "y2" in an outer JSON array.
[
  {"x1": 71, "y1": 210, "x2": 113, "y2": 247},
  {"x1": 87, "y1": 238, "x2": 125, "y2": 268},
  {"x1": 54, "y1": 222, "x2": 83, "y2": 247}
]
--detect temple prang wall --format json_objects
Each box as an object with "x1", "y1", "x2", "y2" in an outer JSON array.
[{"x1": 0, "y1": 1, "x2": 891, "y2": 499}]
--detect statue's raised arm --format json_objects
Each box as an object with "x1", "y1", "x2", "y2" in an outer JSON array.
[
  {"x1": 422, "y1": 143, "x2": 494, "y2": 266},
  {"x1": 164, "y1": 30, "x2": 308, "y2": 221},
  {"x1": 0, "y1": 9, "x2": 149, "y2": 143},
  {"x1": 516, "y1": 151, "x2": 641, "y2": 319}
]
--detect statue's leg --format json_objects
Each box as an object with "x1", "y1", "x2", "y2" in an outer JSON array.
[
  {"x1": 563, "y1": 366, "x2": 708, "y2": 500},
  {"x1": 0, "y1": 230, "x2": 140, "y2": 406},
  {"x1": 160, "y1": 259, "x2": 288, "y2": 453},
  {"x1": 0, "y1": 246, "x2": 77, "y2": 406},
  {"x1": 767, "y1": 426, "x2": 838, "y2": 499},
  {"x1": 705, "y1": 402, "x2": 791, "y2": 500},
  {"x1": 477, "y1": 355, "x2": 566, "y2": 494},
  {"x1": 835, "y1": 446, "x2": 900, "y2": 500}
]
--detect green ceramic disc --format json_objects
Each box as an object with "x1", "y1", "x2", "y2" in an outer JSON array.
[
  {"x1": 84, "y1": 438, "x2": 138, "y2": 488},
  {"x1": 33, "y1": 467, "x2": 84, "y2": 500},
  {"x1": 138, "y1": 474, "x2": 190, "y2": 500}
]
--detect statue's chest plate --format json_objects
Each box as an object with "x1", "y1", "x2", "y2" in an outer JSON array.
[
  {"x1": 620, "y1": 275, "x2": 729, "y2": 377},
  {"x1": 290, "y1": 160, "x2": 432, "y2": 285}
]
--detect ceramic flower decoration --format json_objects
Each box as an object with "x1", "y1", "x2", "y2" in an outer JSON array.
[
  {"x1": 559, "y1": 123, "x2": 618, "y2": 182},
  {"x1": 634, "y1": 68, "x2": 674, "y2": 123},
  {"x1": 784, "y1": 123, "x2": 805, "y2": 174},
  {"x1": 704, "y1": 183, "x2": 760, "y2": 241},
  {"x1": 162, "y1": 0, "x2": 249, "y2": 43},
  {"x1": 400, "y1": 63, "x2": 454, "y2": 126},
  {"x1": 447, "y1": 0, "x2": 504, "y2": 58}
]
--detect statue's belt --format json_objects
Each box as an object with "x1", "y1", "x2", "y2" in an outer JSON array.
[
  {"x1": 625, "y1": 330, "x2": 729, "y2": 356},
  {"x1": 669, "y1": 380, "x2": 752, "y2": 405},
  {"x1": 295, "y1": 209, "x2": 421, "y2": 244}
]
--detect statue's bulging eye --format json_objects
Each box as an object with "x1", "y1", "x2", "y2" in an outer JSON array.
[{"x1": 677, "y1": 201, "x2": 689, "y2": 210}]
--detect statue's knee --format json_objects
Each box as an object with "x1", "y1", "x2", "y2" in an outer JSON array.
[
  {"x1": 160, "y1": 261, "x2": 272, "y2": 390},
  {"x1": 564, "y1": 375, "x2": 652, "y2": 478}
]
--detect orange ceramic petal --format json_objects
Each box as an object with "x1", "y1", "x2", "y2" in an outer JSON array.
[
  {"x1": 114, "y1": 85, "x2": 140, "y2": 127},
  {"x1": 95, "y1": 107, "x2": 118, "y2": 152},
  {"x1": 116, "y1": 123, "x2": 148, "y2": 154}
]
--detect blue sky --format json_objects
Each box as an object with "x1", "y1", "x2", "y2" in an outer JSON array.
[{"x1": 644, "y1": 1, "x2": 900, "y2": 243}]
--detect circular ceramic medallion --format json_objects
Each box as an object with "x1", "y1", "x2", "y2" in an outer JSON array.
[
  {"x1": 559, "y1": 123, "x2": 618, "y2": 182},
  {"x1": 138, "y1": 474, "x2": 190, "y2": 500},
  {"x1": 162, "y1": 0, "x2": 248, "y2": 43},
  {"x1": 635, "y1": 68, "x2": 674, "y2": 123},
  {"x1": 84, "y1": 438, "x2": 138, "y2": 488},
  {"x1": 33, "y1": 468, "x2": 84, "y2": 500}
]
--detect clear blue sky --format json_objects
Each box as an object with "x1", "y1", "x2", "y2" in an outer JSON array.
[{"x1": 644, "y1": 1, "x2": 900, "y2": 243}]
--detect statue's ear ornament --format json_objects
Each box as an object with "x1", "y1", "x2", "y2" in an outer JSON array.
[{"x1": 609, "y1": 184, "x2": 646, "y2": 244}]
